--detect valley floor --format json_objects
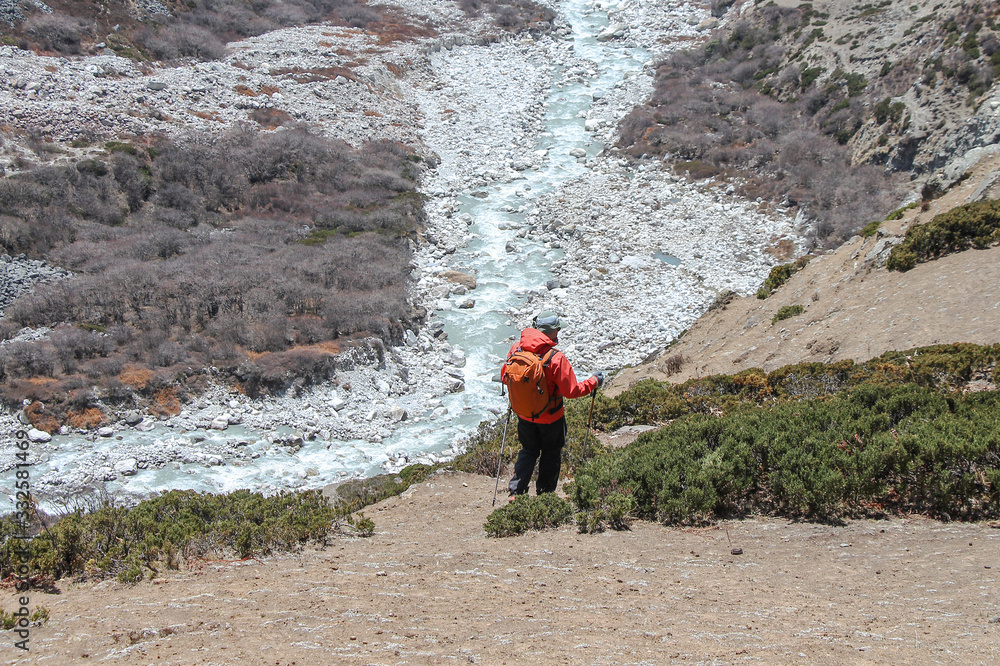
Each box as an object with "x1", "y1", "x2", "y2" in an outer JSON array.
[{"x1": 9, "y1": 471, "x2": 999, "y2": 664}]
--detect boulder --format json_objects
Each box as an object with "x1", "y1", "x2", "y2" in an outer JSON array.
[
  {"x1": 447, "y1": 348, "x2": 467, "y2": 367},
  {"x1": 97, "y1": 427, "x2": 115, "y2": 437},
  {"x1": 114, "y1": 458, "x2": 139, "y2": 476},
  {"x1": 438, "y1": 270, "x2": 477, "y2": 290},
  {"x1": 210, "y1": 417, "x2": 230, "y2": 430},
  {"x1": 864, "y1": 236, "x2": 903, "y2": 266},
  {"x1": 390, "y1": 405, "x2": 407, "y2": 422},
  {"x1": 596, "y1": 23, "x2": 626, "y2": 42},
  {"x1": 124, "y1": 411, "x2": 143, "y2": 426},
  {"x1": 27, "y1": 428, "x2": 51, "y2": 443}
]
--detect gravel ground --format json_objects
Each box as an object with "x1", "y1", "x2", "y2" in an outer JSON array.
[{"x1": 11, "y1": 471, "x2": 1000, "y2": 664}]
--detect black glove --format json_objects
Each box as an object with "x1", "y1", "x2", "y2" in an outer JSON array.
[{"x1": 592, "y1": 371, "x2": 604, "y2": 389}]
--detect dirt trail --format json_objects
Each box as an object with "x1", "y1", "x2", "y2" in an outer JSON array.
[{"x1": 7, "y1": 470, "x2": 999, "y2": 664}]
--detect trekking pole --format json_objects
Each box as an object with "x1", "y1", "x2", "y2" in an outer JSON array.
[
  {"x1": 580, "y1": 389, "x2": 598, "y2": 465},
  {"x1": 492, "y1": 408, "x2": 513, "y2": 507}
]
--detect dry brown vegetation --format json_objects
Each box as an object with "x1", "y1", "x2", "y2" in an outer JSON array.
[
  {"x1": 1, "y1": 0, "x2": 438, "y2": 62},
  {"x1": 0, "y1": 126, "x2": 426, "y2": 427},
  {"x1": 1, "y1": 0, "x2": 557, "y2": 63},
  {"x1": 459, "y1": 0, "x2": 556, "y2": 33},
  {"x1": 618, "y1": 2, "x2": 1000, "y2": 247}
]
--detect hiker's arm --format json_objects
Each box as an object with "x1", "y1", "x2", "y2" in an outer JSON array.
[{"x1": 550, "y1": 352, "x2": 598, "y2": 399}]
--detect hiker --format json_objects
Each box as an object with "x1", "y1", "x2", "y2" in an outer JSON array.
[{"x1": 501, "y1": 311, "x2": 603, "y2": 499}]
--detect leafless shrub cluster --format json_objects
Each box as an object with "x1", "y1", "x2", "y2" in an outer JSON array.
[
  {"x1": 4, "y1": 0, "x2": 436, "y2": 61},
  {"x1": 22, "y1": 14, "x2": 94, "y2": 55},
  {"x1": 459, "y1": 0, "x2": 555, "y2": 33},
  {"x1": 661, "y1": 354, "x2": 685, "y2": 377},
  {"x1": 0, "y1": 126, "x2": 426, "y2": 419}
]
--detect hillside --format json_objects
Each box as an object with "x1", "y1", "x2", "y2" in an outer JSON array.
[{"x1": 609, "y1": 150, "x2": 1000, "y2": 393}]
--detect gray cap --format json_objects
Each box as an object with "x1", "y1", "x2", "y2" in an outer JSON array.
[{"x1": 533, "y1": 311, "x2": 561, "y2": 334}]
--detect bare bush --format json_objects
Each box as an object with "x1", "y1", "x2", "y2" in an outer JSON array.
[
  {"x1": 661, "y1": 354, "x2": 686, "y2": 377},
  {"x1": 23, "y1": 14, "x2": 94, "y2": 55},
  {"x1": 337, "y1": 5, "x2": 380, "y2": 28},
  {"x1": 0, "y1": 126, "x2": 424, "y2": 416},
  {"x1": 135, "y1": 23, "x2": 226, "y2": 61},
  {"x1": 459, "y1": 0, "x2": 555, "y2": 32}
]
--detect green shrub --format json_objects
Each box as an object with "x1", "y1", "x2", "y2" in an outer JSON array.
[
  {"x1": 845, "y1": 72, "x2": 867, "y2": 96},
  {"x1": 800, "y1": 66, "x2": 824, "y2": 89},
  {"x1": 772, "y1": 304, "x2": 804, "y2": 324},
  {"x1": 484, "y1": 494, "x2": 572, "y2": 537},
  {"x1": 873, "y1": 97, "x2": 906, "y2": 124},
  {"x1": 0, "y1": 606, "x2": 48, "y2": 630},
  {"x1": 887, "y1": 199, "x2": 1000, "y2": 271},
  {"x1": 589, "y1": 342, "x2": 999, "y2": 442},
  {"x1": 0, "y1": 489, "x2": 338, "y2": 585},
  {"x1": 104, "y1": 141, "x2": 139, "y2": 156},
  {"x1": 757, "y1": 256, "x2": 810, "y2": 299},
  {"x1": 571, "y1": 384, "x2": 1000, "y2": 524},
  {"x1": 346, "y1": 512, "x2": 375, "y2": 537},
  {"x1": 860, "y1": 220, "x2": 881, "y2": 237},
  {"x1": 572, "y1": 489, "x2": 637, "y2": 533},
  {"x1": 329, "y1": 463, "x2": 438, "y2": 515},
  {"x1": 452, "y1": 416, "x2": 513, "y2": 475},
  {"x1": 885, "y1": 202, "x2": 919, "y2": 220}
]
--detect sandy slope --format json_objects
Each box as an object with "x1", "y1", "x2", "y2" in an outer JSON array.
[
  {"x1": 609, "y1": 152, "x2": 1000, "y2": 394},
  {"x1": 7, "y1": 470, "x2": 999, "y2": 664}
]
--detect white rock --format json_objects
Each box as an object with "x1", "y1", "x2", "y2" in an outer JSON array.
[
  {"x1": 97, "y1": 427, "x2": 115, "y2": 437},
  {"x1": 114, "y1": 458, "x2": 139, "y2": 476},
  {"x1": 596, "y1": 23, "x2": 627, "y2": 41},
  {"x1": 447, "y1": 349, "x2": 467, "y2": 367},
  {"x1": 27, "y1": 428, "x2": 51, "y2": 443}
]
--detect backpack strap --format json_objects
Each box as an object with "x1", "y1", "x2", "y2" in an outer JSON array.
[{"x1": 533, "y1": 348, "x2": 561, "y2": 419}]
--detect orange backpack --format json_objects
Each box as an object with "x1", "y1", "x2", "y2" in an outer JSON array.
[{"x1": 502, "y1": 347, "x2": 558, "y2": 419}]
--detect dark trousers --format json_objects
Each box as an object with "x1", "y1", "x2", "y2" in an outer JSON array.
[{"x1": 508, "y1": 416, "x2": 567, "y2": 496}]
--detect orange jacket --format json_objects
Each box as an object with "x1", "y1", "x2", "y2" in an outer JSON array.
[{"x1": 503, "y1": 328, "x2": 597, "y2": 424}]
